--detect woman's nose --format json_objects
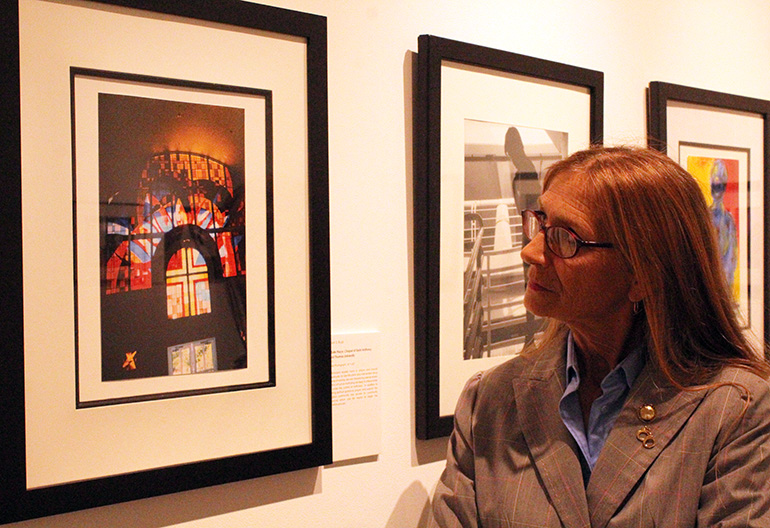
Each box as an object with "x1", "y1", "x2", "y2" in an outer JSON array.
[{"x1": 520, "y1": 230, "x2": 547, "y2": 266}]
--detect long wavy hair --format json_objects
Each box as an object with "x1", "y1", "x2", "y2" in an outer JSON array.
[{"x1": 534, "y1": 145, "x2": 769, "y2": 387}]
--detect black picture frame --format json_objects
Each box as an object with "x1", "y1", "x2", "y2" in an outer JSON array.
[
  {"x1": 413, "y1": 35, "x2": 603, "y2": 439},
  {"x1": 648, "y1": 81, "x2": 770, "y2": 350},
  {"x1": 0, "y1": 0, "x2": 330, "y2": 523}
]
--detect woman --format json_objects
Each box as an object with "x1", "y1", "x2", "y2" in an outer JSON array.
[{"x1": 431, "y1": 146, "x2": 770, "y2": 528}]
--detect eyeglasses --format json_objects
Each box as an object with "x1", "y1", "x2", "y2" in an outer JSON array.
[{"x1": 521, "y1": 209, "x2": 614, "y2": 259}]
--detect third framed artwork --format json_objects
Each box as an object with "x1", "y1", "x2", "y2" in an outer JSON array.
[{"x1": 648, "y1": 81, "x2": 770, "y2": 349}]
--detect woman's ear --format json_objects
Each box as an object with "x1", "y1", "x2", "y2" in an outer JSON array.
[{"x1": 628, "y1": 275, "x2": 646, "y2": 304}]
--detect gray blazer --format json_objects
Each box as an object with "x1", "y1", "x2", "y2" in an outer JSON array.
[{"x1": 431, "y1": 337, "x2": 770, "y2": 527}]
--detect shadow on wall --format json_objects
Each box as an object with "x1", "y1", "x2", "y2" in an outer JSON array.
[
  {"x1": 385, "y1": 480, "x2": 432, "y2": 528},
  {"x1": 403, "y1": 47, "x2": 451, "y2": 471},
  {"x1": 415, "y1": 435, "x2": 449, "y2": 466},
  {"x1": 21, "y1": 468, "x2": 320, "y2": 528}
]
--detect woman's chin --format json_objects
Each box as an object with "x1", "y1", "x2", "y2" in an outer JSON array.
[{"x1": 523, "y1": 294, "x2": 549, "y2": 319}]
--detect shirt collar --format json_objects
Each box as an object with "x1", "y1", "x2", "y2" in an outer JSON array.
[{"x1": 565, "y1": 330, "x2": 646, "y2": 389}]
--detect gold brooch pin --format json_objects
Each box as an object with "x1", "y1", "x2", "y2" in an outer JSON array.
[
  {"x1": 638, "y1": 404, "x2": 655, "y2": 422},
  {"x1": 636, "y1": 426, "x2": 655, "y2": 449}
]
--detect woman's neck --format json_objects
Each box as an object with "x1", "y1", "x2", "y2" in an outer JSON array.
[
  {"x1": 571, "y1": 319, "x2": 643, "y2": 429},
  {"x1": 570, "y1": 315, "x2": 643, "y2": 386}
]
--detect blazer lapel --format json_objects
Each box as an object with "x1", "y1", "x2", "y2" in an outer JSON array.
[
  {"x1": 586, "y1": 364, "x2": 707, "y2": 528},
  {"x1": 513, "y1": 343, "x2": 591, "y2": 528}
]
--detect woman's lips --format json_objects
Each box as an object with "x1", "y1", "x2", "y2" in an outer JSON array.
[{"x1": 527, "y1": 278, "x2": 552, "y2": 293}]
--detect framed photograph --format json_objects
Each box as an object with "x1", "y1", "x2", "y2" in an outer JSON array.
[
  {"x1": 74, "y1": 68, "x2": 274, "y2": 407},
  {"x1": 414, "y1": 35, "x2": 603, "y2": 439},
  {"x1": 1, "y1": 0, "x2": 330, "y2": 522},
  {"x1": 648, "y1": 82, "x2": 769, "y2": 348}
]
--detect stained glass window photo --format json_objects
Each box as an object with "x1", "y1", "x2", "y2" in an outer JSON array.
[{"x1": 72, "y1": 69, "x2": 275, "y2": 405}]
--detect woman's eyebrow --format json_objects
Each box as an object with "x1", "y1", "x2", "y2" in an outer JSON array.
[
  {"x1": 535, "y1": 202, "x2": 559, "y2": 223},
  {"x1": 537, "y1": 206, "x2": 578, "y2": 231},
  {"x1": 537, "y1": 197, "x2": 573, "y2": 227}
]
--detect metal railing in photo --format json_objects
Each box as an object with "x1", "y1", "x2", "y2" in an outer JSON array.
[
  {"x1": 463, "y1": 205, "x2": 539, "y2": 360},
  {"x1": 463, "y1": 226, "x2": 486, "y2": 360}
]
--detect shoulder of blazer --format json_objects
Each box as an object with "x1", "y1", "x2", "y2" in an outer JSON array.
[
  {"x1": 709, "y1": 364, "x2": 770, "y2": 389},
  {"x1": 469, "y1": 337, "x2": 568, "y2": 409},
  {"x1": 699, "y1": 365, "x2": 770, "y2": 420},
  {"x1": 486, "y1": 336, "x2": 567, "y2": 383}
]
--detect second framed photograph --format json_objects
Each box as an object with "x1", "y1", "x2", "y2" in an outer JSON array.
[
  {"x1": 648, "y1": 81, "x2": 770, "y2": 348},
  {"x1": 414, "y1": 35, "x2": 603, "y2": 439}
]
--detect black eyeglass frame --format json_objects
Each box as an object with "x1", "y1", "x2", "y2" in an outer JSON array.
[{"x1": 522, "y1": 209, "x2": 614, "y2": 258}]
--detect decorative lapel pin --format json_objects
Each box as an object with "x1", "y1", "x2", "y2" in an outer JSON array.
[
  {"x1": 638, "y1": 404, "x2": 656, "y2": 422},
  {"x1": 636, "y1": 426, "x2": 655, "y2": 449},
  {"x1": 635, "y1": 404, "x2": 657, "y2": 447}
]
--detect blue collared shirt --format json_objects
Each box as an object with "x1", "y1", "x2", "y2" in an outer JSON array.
[{"x1": 559, "y1": 331, "x2": 646, "y2": 481}]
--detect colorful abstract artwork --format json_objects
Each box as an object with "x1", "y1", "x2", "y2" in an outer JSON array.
[{"x1": 687, "y1": 155, "x2": 741, "y2": 300}]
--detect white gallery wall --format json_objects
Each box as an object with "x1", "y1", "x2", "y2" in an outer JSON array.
[{"x1": 10, "y1": 1, "x2": 770, "y2": 527}]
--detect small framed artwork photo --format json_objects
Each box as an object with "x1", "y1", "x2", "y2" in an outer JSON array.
[
  {"x1": 413, "y1": 35, "x2": 603, "y2": 439},
  {"x1": 648, "y1": 81, "x2": 770, "y2": 348}
]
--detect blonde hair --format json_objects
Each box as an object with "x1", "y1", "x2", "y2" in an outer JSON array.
[{"x1": 535, "y1": 146, "x2": 769, "y2": 387}]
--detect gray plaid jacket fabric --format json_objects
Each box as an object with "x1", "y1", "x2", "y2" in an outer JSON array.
[{"x1": 430, "y1": 337, "x2": 770, "y2": 528}]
